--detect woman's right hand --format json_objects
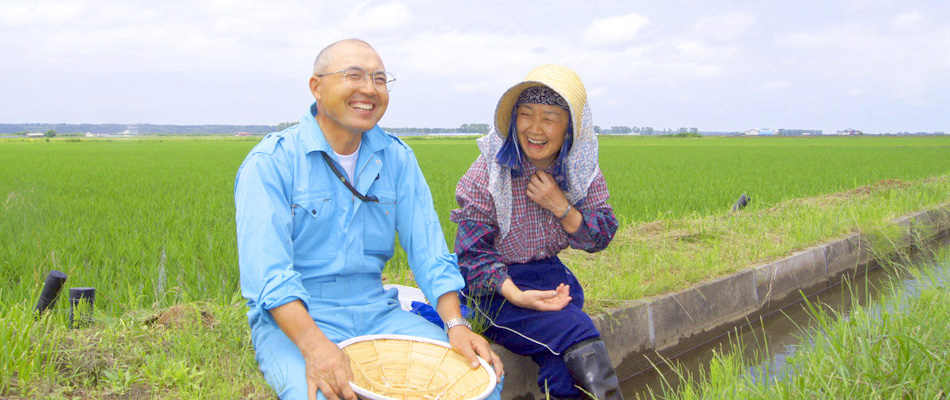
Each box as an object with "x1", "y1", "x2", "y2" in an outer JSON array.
[{"x1": 501, "y1": 279, "x2": 572, "y2": 311}]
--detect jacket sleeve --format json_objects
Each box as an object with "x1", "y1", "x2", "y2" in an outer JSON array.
[
  {"x1": 450, "y1": 156, "x2": 508, "y2": 296},
  {"x1": 393, "y1": 146, "x2": 464, "y2": 311},
  {"x1": 234, "y1": 148, "x2": 310, "y2": 325},
  {"x1": 567, "y1": 171, "x2": 619, "y2": 253}
]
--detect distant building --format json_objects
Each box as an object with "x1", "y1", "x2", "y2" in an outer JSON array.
[
  {"x1": 26, "y1": 132, "x2": 44, "y2": 137},
  {"x1": 743, "y1": 128, "x2": 777, "y2": 136},
  {"x1": 837, "y1": 128, "x2": 864, "y2": 136},
  {"x1": 234, "y1": 132, "x2": 254, "y2": 137}
]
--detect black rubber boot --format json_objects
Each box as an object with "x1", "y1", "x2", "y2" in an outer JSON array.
[{"x1": 562, "y1": 338, "x2": 623, "y2": 400}]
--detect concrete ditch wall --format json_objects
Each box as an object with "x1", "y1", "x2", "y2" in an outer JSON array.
[{"x1": 496, "y1": 203, "x2": 950, "y2": 399}]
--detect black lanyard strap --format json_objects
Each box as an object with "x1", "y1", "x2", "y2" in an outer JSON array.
[{"x1": 321, "y1": 152, "x2": 379, "y2": 203}]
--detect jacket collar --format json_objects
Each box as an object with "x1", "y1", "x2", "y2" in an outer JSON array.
[{"x1": 298, "y1": 102, "x2": 392, "y2": 156}]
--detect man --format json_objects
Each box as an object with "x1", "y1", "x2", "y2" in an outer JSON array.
[{"x1": 235, "y1": 39, "x2": 504, "y2": 400}]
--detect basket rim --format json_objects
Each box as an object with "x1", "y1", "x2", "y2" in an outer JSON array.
[{"x1": 338, "y1": 334, "x2": 497, "y2": 400}]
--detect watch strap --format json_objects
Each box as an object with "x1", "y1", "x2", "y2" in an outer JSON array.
[{"x1": 444, "y1": 317, "x2": 472, "y2": 331}]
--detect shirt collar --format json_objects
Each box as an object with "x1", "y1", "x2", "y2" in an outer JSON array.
[
  {"x1": 298, "y1": 102, "x2": 393, "y2": 156},
  {"x1": 519, "y1": 157, "x2": 557, "y2": 176}
]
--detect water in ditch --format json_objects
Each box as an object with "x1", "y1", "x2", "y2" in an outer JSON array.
[{"x1": 619, "y1": 236, "x2": 950, "y2": 399}]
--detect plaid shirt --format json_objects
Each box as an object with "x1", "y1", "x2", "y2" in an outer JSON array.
[{"x1": 450, "y1": 156, "x2": 618, "y2": 296}]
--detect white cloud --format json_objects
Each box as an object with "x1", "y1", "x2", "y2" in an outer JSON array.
[
  {"x1": 763, "y1": 80, "x2": 791, "y2": 90},
  {"x1": 692, "y1": 12, "x2": 757, "y2": 41},
  {"x1": 343, "y1": 1, "x2": 414, "y2": 33},
  {"x1": 583, "y1": 12, "x2": 650, "y2": 47},
  {"x1": 890, "y1": 10, "x2": 925, "y2": 32}
]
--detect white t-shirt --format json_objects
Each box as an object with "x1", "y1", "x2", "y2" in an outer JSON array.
[{"x1": 334, "y1": 143, "x2": 361, "y2": 183}]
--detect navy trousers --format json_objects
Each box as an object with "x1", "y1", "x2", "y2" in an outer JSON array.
[{"x1": 466, "y1": 257, "x2": 600, "y2": 398}]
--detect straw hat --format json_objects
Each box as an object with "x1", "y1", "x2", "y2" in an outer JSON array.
[
  {"x1": 338, "y1": 334, "x2": 497, "y2": 400},
  {"x1": 494, "y1": 64, "x2": 587, "y2": 140}
]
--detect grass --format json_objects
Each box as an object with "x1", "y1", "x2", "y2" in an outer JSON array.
[
  {"x1": 2, "y1": 135, "x2": 950, "y2": 397},
  {"x1": 651, "y1": 245, "x2": 950, "y2": 399}
]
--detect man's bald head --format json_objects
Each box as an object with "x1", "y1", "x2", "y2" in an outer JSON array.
[{"x1": 313, "y1": 39, "x2": 375, "y2": 75}]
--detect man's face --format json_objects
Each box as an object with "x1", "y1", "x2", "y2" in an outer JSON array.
[{"x1": 310, "y1": 42, "x2": 389, "y2": 136}]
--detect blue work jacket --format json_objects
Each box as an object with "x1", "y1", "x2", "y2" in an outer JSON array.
[{"x1": 234, "y1": 103, "x2": 463, "y2": 327}]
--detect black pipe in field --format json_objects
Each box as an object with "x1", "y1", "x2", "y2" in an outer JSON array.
[
  {"x1": 68, "y1": 287, "x2": 96, "y2": 329},
  {"x1": 34, "y1": 270, "x2": 67, "y2": 318}
]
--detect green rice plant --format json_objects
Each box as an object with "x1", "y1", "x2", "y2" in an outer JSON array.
[{"x1": 0, "y1": 295, "x2": 62, "y2": 396}]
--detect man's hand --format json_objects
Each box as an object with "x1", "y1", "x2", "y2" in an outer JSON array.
[
  {"x1": 270, "y1": 301, "x2": 357, "y2": 400},
  {"x1": 526, "y1": 170, "x2": 569, "y2": 215},
  {"x1": 447, "y1": 325, "x2": 504, "y2": 380},
  {"x1": 302, "y1": 340, "x2": 357, "y2": 400}
]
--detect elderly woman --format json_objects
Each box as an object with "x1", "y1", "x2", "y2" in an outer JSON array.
[{"x1": 451, "y1": 65, "x2": 621, "y2": 400}]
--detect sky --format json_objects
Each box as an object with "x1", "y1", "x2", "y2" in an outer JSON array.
[{"x1": 2, "y1": 0, "x2": 949, "y2": 134}]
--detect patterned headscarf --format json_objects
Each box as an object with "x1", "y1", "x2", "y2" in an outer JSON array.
[{"x1": 477, "y1": 81, "x2": 599, "y2": 240}]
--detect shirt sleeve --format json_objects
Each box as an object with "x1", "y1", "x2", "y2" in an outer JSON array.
[
  {"x1": 567, "y1": 170, "x2": 619, "y2": 253},
  {"x1": 450, "y1": 157, "x2": 508, "y2": 296},
  {"x1": 454, "y1": 221, "x2": 508, "y2": 296},
  {"x1": 234, "y1": 150, "x2": 311, "y2": 325},
  {"x1": 393, "y1": 146, "x2": 464, "y2": 311}
]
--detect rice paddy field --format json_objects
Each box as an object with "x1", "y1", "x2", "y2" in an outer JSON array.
[
  {"x1": 2, "y1": 134, "x2": 950, "y2": 398},
  {"x1": 4, "y1": 135, "x2": 950, "y2": 313}
]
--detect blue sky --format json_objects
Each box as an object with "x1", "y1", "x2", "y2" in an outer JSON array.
[{"x1": 1, "y1": 0, "x2": 948, "y2": 134}]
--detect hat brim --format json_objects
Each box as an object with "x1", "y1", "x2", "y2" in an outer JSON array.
[{"x1": 493, "y1": 65, "x2": 587, "y2": 142}]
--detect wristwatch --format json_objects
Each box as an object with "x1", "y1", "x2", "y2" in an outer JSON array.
[
  {"x1": 558, "y1": 204, "x2": 573, "y2": 220},
  {"x1": 444, "y1": 317, "x2": 472, "y2": 331}
]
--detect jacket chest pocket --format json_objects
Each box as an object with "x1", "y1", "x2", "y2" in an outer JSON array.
[
  {"x1": 291, "y1": 191, "x2": 337, "y2": 260},
  {"x1": 362, "y1": 191, "x2": 396, "y2": 257}
]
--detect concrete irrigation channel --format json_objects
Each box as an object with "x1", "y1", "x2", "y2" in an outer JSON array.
[{"x1": 495, "y1": 204, "x2": 950, "y2": 399}]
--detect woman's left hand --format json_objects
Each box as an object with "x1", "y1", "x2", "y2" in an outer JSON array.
[{"x1": 527, "y1": 170, "x2": 569, "y2": 215}]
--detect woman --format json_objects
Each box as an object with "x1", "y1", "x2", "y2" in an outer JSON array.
[{"x1": 451, "y1": 64, "x2": 621, "y2": 400}]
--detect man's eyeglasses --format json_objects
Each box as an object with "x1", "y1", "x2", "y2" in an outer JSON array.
[{"x1": 315, "y1": 66, "x2": 396, "y2": 93}]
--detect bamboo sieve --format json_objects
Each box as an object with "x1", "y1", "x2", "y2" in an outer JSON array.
[{"x1": 337, "y1": 334, "x2": 496, "y2": 400}]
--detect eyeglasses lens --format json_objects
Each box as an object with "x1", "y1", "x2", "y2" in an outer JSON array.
[{"x1": 342, "y1": 67, "x2": 394, "y2": 92}]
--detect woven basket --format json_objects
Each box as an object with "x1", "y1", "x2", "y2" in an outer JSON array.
[{"x1": 338, "y1": 334, "x2": 496, "y2": 400}]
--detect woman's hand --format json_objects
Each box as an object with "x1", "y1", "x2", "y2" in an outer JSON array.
[
  {"x1": 526, "y1": 170, "x2": 569, "y2": 215},
  {"x1": 501, "y1": 279, "x2": 572, "y2": 312},
  {"x1": 447, "y1": 325, "x2": 505, "y2": 380},
  {"x1": 526, "y1": 170, "x2": 582, "y2": 233}
]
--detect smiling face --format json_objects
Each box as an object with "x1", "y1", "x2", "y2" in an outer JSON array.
[
  {"x1": 310, "y1": 41, "x2": 389, "y2": 139},
  {"x1": 515, "y1": 102, "x2": 570, "y2": 169}
]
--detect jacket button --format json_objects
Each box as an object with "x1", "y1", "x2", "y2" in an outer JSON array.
[{"x1": 311, "y1": 210, "x2": 316, "y2": 215}]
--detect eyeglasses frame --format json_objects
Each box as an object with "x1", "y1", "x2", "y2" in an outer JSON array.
[{"x1": 314, "y1": 66, "x2": 395, "y2": 93}]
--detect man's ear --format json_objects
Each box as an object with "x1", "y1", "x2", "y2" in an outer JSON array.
[{"x1": 309, "y1": 75, "x2": 322, "y2": 101}]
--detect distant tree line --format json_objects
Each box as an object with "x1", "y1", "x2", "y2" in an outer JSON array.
[
  {"x1": 0, "y1": 123, "x2": 279, "y2": 135},
  {"x1": 383, "y1": 123, "x2": 490, "y2": 134},
  {"x1": 0, "y1": 122, "x2": 493, "y2": 135}
]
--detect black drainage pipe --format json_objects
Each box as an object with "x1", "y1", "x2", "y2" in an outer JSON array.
[
  {"x1": 69, "y1": 287, "x2": 96, "y2": 329},
  {"x1": 34, "y1": 270, "x2": 67, "y2": 318}
]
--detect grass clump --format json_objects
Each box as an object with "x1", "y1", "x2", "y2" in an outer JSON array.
[
  {"x1": 2, "y1": 298, "x2": 273, "y2": 399},
  {"x1": 653, "y1": 247, "x2": 950, "y2": 399}
]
